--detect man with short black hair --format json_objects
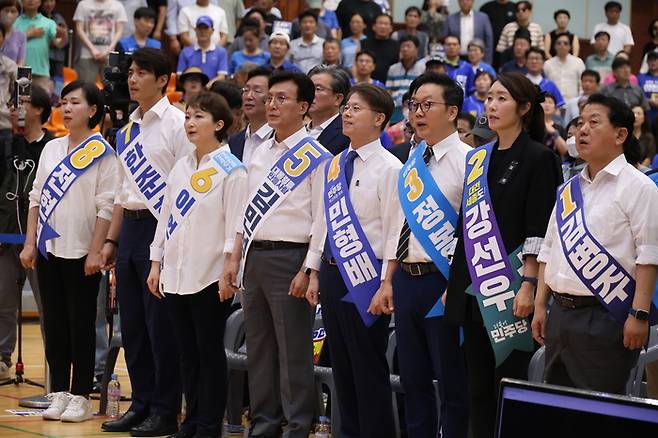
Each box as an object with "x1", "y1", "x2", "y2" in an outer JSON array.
[
  {"x1": 499, "y1": 27, "x2": 530, "y2": 74},
  {"x1": 496, "y1": 1, "x2": 544, "y2": 53},
  {"x1": 544, "y1": 32, "x2": 585, "y2": 100},
  {"x1": 290, "y1": 10, "x2": 325, "y2": 74},
  {"x1": 586, "y1": 31, "x2": 614, "y2": 80},
  {"x1": 590, "y1": 1, "x2": 633, "y2": 55},
  {"x1": 444, "y1": 0, "x2": 493, "y2": 64},
  {"x1": 443, "y1": 34, "x2": 474, "y2": 93},
  {"x1": 533, "y1": 93, "x2": 658, "y2": 394},
  {"x1": 335, "y1": 0, "x2": 383, "y2": 39},
  {"x1": 525, "y1": 46, "x2": 565, "y2": 108},
  {"x1": 479, "y1": 0, "x2": 516, "y2": 68},
  {"x1": 600, "y1": 58, "x2": 649, "y2": 111},
  {"x1": 308, "y1": 65, "x2": 351, "y2": 154},
  {"x1": 362, "y1": 14, "x2": 399, "y2": 84},
  {"x1": 117, "y1": 6, "x2": 161, "y2": 52},
  {"x1": 263, "y1": 32, "x2": 302, "y2": 73},
  {"x1": 564, "y1": 70, "x2": 601, "y2": 125},
  {"x1": 638, "y1": 51, "x2": 658, "y2": 125},
  {"x1": 386, "y1": 34, "x2": 424, "y2": 124}
]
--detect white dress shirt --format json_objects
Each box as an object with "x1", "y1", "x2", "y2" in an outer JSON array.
[
  {"x1": 543, "y1": 55, "x2": 586, "y2": 101},
  {"x1": 538, "y1": 154, "x2": 658, "y2": 296},
  {"x1": 240, "y1": 126, "x2": 327, "y2": 263},
  {"x1": 307, "y1": 139, "x2": 402, "y2": 275},
  {"x1": 150, "y1": 146, "x2": 248, "y2": 294},
  {"x1": 29, "y1": 135, "x2": 118, "y2": 259},
  {"x1": 459, "y1": 10, "x2": 475, "y2": 55},
  {"x1": 308, "y1": 113, "x2": 339, "y2": 140},
  {"x1": 394, "y1": 131, "x2": 471, "y2": 263},
  {"x1": 243, "y1": 122, "x2": 273, "y2": 166},
  {"x1": 115, "y1": 96, "x2": 194, "y2": 210}
]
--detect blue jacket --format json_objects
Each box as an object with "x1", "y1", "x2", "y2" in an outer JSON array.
[
  {"x1": 443, "y1": 11, "x2": 494, "y2": 64},
  {"x1": 317, "y1": 115, "x2": 350, "y2": 155}
]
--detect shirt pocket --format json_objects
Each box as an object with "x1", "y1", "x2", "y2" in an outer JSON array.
[{"x1": 351, "y1": 185, "x2": 379, "y2": 224}]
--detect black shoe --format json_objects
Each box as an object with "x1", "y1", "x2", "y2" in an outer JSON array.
[
  {"x1": 102, "y1": 411, "x2": 147, "y2": 432},
  {"x1": 167, "y1": 429, "x2": 195, "y2": 438},
  {"x1": 130, "y1": 414, "x2": 178, "y2": 437}
]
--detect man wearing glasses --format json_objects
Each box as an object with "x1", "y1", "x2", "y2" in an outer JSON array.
[
  {"x1": 223, "y1": 71, "x2": 330, "y2": 438},
  {"x1": 495, "y1": 1, "x2": 544, "y2": 54},
  {"x1": 370, "y1": 72, "x2": 470, "y2": 438},
  {"x1": 307, "y1": 65, "x2": 351, "y2": 155},
  {"x1": 228, "y1": 67, "x2": 273, "y2": 165}
]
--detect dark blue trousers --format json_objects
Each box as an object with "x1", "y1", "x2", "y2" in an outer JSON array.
[
  {"x1": 393, "y1": 268, "x2": 468, "y2": 438},
  {"x1": 115, "y1": 215, "x2": 181, "y2": 418},
  {"x1": 319, "y1": 262, "x2": 395, "y2": 438}
]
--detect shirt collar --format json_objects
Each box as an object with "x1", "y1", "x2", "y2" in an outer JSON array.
[
  {"x1": 129, "y1": 95, "x2": 170, "y2": 123},
  {"x1": 349, "y1": 138, "x2": 381, "y2": 162},
  {"x1": 310, "y1": 112, "x2": 339, "y2": 132},
  {"x1": 194, "y1": 42, "x2": 217, "y2": 52},
  {"x1": 271, "y1": 126, "x2": 308, "y2": 149},
  {"x1": 430, "y1": 131, "x2": 463, "y2": 162},
  {"x1": 247, "y1": 123, "x2": 273, "y2": 139},
  {"x1": 581, "y1": 153, "x2": 627, "y2": 183},
  {"x1": 460, "y1": 9, "x2": 474, "y2": 17},
  {"x1": 300, "y1": 35, "x2": 321, "y2": 46}
]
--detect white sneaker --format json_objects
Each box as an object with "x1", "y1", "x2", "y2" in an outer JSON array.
[
  {"x1": 60, "y1": 395, "x2": 93, "y2": 422},
  {"x1": 42, "y1": 392, "x2": 72, "y2": 420}
]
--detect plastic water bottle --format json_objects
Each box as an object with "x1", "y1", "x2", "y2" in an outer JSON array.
[
  {"x1": 107, "y1": 374, "x2": 121, "y2": 419},
  {"x1": 314, "y1": 416, "x2": 331, "y2": 438}
]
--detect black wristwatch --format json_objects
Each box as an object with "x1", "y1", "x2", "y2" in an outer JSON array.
[
  {"x1": 301, "y1": 267, "x2": 312, "y2": 276},
  {"x1": 629, "y1": 308, "x2": 650, "y2": 321},
  {"x1": 521, "y1": 276, "x2": 538, "y2": 287},
  {"x1": 104, "y1": 238, "x2": 118, "y2": 248}
]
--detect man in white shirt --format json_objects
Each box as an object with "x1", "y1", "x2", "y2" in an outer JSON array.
[
  {"x1": 289, "y1": 10, "x2": 325, "y2": 74},
  {"x1": 100, "y1": 48, "x2": 193, "y2": 436},
  {"x1": 590, "y1": 1, "x2": 633, "y2": 55},
  {"x1": 370, "y1": 72, "x2": 469, "y2": 438},
  {"x1": 223, "y1": 71, "x2": 329, "y2": 438},
  {"x1": 308, "y1": 65, "x2": 351, "y2": 154},
  {"x1": 532, "y1": 93, "x2": 658, "y2": 394},
  {"x1": 178, "y1": 0, "x2": 228, "y2": 47},
  {"x1": 228, "y1": 66, "x2": 273, "y2": 165},
  {"x1": 543, "y1": 33, "x2": 586, "y2": 101}
]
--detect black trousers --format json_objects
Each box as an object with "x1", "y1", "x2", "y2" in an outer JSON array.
[
  {"x1": 462, "y1": 320, "x2": 533, "y2": 438},
  {"x1": 544, "y1": 302, "x2": 640, "y2": 394},
  {"x1": 319, "y1": 262, "x2": 395, "y2": 438},
  {"x1": 165, "y1": 284, "x2": 232, "y2": 437},
  {"x1": 116, "y1": 215, "x2": 181, "y2": 418},
  {"x1": 37, "y1": 253, "x2": 100, "y2": 395}
]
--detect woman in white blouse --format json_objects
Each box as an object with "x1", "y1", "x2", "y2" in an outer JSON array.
[
  {"x1": 19, "y1": 81, "x2": 117, "y2": 422},
  {"x1": 147, "y1": 92, "x2": 247, "y2": 438}
]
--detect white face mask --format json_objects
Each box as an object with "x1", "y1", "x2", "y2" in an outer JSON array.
[{"x1": 566, "y1": 135, "x2": 579, "y2": 158}]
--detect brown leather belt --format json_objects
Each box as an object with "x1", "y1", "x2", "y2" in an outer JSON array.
[
  {"x1": 552, "y1": 292, "x2": 599, "y2": 309},
  {"x1": 251, "y1": 240, "x2": 308, "y2": 251},
  {"x1": 123, "y1": 209, "x2": 154, "y2": 220},
  {"x1": 400, "y1": 262, "x2": 439, "y2": 276}
]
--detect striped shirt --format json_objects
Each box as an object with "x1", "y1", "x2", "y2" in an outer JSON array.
[
  {"x1": 386, "y1": 60, "x2": 425, "y2": 124},
  {"x1": 496, "y1": 21, "x2": 544, "y2": 53}
]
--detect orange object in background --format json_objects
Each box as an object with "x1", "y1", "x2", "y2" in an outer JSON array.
[{"x1": 62, "y1": 67, "x2": 78, "y2": 86}]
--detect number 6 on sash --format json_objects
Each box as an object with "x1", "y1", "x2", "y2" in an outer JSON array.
[
  {"x1": 191, "y1": 167, "x2": 218, "y2": 193},
  {"x1": 284, "y1": 143, "x2": 324, "y2": 177}
]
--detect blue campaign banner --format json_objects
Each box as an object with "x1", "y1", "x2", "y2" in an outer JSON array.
[
  {"x1": 324, "y1": 151, "x2": 381, "y2": 327},
  {"x1": 37, "y1": 134, "x2": 113, "y2": 258},
  {"x1": 556, "y1": 177, "x2": 658, "y2": 325},
  {"x1": 0, "y1": 234, "x2": 25, "y2": 244},
  {"x1": 462, "y1": 142, "x2": 533, "y2": 366},
  {"x1": 398, "y1": 141, "x2": 458, "y2": 318}
]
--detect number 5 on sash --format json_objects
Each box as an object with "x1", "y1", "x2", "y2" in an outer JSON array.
[{"x1": 284, "y1": 143, "x2": 324, "y2": 177}]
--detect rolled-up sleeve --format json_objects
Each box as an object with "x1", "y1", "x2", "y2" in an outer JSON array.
[
  {"x1": 223, "y1": 167, "x2": 248, "y2": 254},
  {"x1": 630, "y1": 180, "x2": 658, "y2": 266},
  {"x1": 95, "y1": 153, "x2": 118, "y2": 220}
]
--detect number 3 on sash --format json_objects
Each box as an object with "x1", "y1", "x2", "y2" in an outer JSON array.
[
  {"x1": 284, "y1": 143, "x2": 323, "y2": 177},
  {"x1": 404, "y1": 168, "x2": 424, "y2": 202},
  {"x1": 191, "y1": 167, "x2": 218, "y2": 193},
  {"x1": 70, "y1": 140, "x2": 106, "y2": 170},
  {"x1": 560, "y1": 183, "x2": 577, "y2": 220},
  {"x1": 466, "y1": 148, "x2": 487, "y2": 185}
]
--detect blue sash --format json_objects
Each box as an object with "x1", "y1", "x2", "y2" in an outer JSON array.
[
  {"x1": 324, "y1": 151, "x2": 381, "y2": 327},
  {"x1": 240, "y1": 137, "x2": 331, "y2": 282},
  {"x1": 556, "y1": 176, "x2": 658, "y2": 324},
  {"x1": 462, "y1": 142, "x2": 533, "y2": 366},
  {"x1": 116, "y1": 121, "x2": 167, "y2": 215},
  {"x1": 398, "y1": 141, "x2": 458, "y2": 317},
  {"x1": 165, "y1": 148, "x2": 244, "y2": 242},
  {"x1": 37, "y1": 134, "x2": 113, "y2": 257}
]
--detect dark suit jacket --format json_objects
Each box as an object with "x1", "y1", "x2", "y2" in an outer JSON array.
[
  {"x1": 443, "y1": 11, "x2": 494, "y2": 64},
  {"x1": 317, "y1": 115, "x2": 350, "y2": 155},
  {"x1": 388, "y1": 141, "x2": 412, "y2": 163},
  {"x1": 228, "y1": 129, "x2": 246, "y2": 162}
]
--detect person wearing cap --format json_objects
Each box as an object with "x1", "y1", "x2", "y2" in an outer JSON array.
[
  {"x1": 290, "y1": 10, "x2": 325, "y2": 74},
  {"x1": 443, "y1": 0, "x2": 493, "y2": 64},
  {"x1": 370, "y1": 72, "x2": 470, "y2": 438},
  {"x1": 178, "y1": 0, "x2": 228, "y2": 47},
  {"x1": 386, "y1": 34, "x2": 425, "y2": 125},
  {"x1": 351, "y1": 50, "x2": 386, "y2": 88},
  {"x1": 590, "y1": 1, "x2": 633, "y2": 56},
  {"x1": 263, "y1": 32, "x2": 303, "y2": 73},
  {"x1": 177, "y1": 15, "x2": 228, "y2": 85},
  {"x1": 466, "y1": 38, "x2": 496, "y2": 80},
  {"x1": 463, "y1": 70, "x2": 493, "y2": 118},
  {"x1": 425, "y1": 55, "x2": 447, "y2": 75},
  {"x1": 499, "y1": 27, "x2": 530, "y2": 74},
  {"x1": 638, "y1": 51, "x2": 658, "y2": 125},
  {"x1": 175, "y1": 67, "x2": 209, "y2": 110},
  {"x1": 469, "y1": 112, "x2": 497, "y2": 147}
]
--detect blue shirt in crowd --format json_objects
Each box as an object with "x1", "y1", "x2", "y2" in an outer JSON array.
[
  {"x1": 638, "y1": 72, "x2": 658, "y2": 122},
  {"x1": 229, "y1": 50, "x2": 270, "y2": 75},
  {"x1": 462, "y1": 95, "x2": 486, "y2": 118},
  {"x1": 117, "y1": 35, "x2": 161, "y2": 53},
  {"x1": 500, "y1": 60, "x2": 528, "y2": 74},
  {"x1": 446, "y1": 59, "x2": 474, "y2": 94},
  {"x1": 262, "y1": 59, "x2": 303, "y2": 73},
  {"x1": 177, "y1": 44, "x2": 229, "y2": 80},
  {"x1": 538, "y1": 77, "x2": 565, "y2": 108}
]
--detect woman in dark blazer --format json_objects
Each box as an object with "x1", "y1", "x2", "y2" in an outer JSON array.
[{"x1": 445, "y1": 72, "x2": 563, "y2": 438}]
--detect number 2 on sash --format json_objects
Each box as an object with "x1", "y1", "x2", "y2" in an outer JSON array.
[
  {"x1": 466, "y1": 149, "x2": 487, "y2": 185},
  {"x1": 284, "y1": 143, "x2": 322, "y2": 177},
  {"x1": 70, "y1": 140, "x2": 106, "y2": 170},
  {"x1": 560, "y1": 183, "x2": 577, "y2": 220},
  {"x1": 190, "y1": 167, "x2": 218, "y2": 193},
  {"x1": 404, "y1": 168, "x2": 424, "y2": 202}
]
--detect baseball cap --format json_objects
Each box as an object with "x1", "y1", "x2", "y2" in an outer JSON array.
[
  {"x1": 471, "y1": 114, "x2": 497, "y2": 142},
  {"x1": 269, "y1": 31, "x2": 291, "y2": 45},
  {"x1": 425, "y1": 55, "x2": 446, "y2": 67},
  {"x1": 196, "y1": 16, "x2": 214, "y2": 28}
]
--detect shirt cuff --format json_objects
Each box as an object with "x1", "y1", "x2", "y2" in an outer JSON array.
[
  {"x1": 149, "y1": 245, "x2": 164, "y2": 262},
  {"x1": 305, "y1": 250, "x2": 322, "y2": 271},
  {"x1": 537, "y1": 243, "x2": 551, "y2": 264},
  {"x1": 522, "y1": 237, "x2": 544, "y2": 257},
  {"x1": 97, "y1": 209, "x2": 113, "y2": 221},
  {"x1": 223, "y1": 238, "x2": 234, "y2": 254},
  {"x1": 636, "y1": 244, "x2": 658, "y2": 266}
]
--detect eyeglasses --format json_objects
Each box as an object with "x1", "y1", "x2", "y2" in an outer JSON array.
[
  {"x1": 408, "y1": 100, "x2": 449, "y2": 114},
  {"x1": 340, "y1": 104, "x2": 375, "y2": 115},
  {"x1": 241, "y1": 87, "x2": 266, "y2": 96},
  {"x1": 266, "y1": 95, "x2": 291, "y2": 106}
]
